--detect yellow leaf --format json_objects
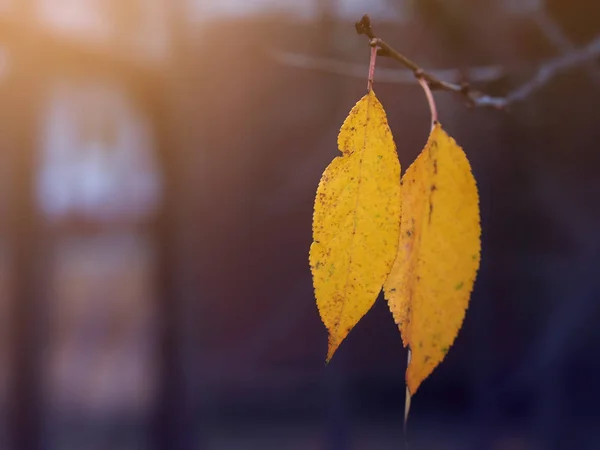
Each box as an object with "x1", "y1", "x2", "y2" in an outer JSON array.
[
  {"x1": 384, "y1": 122, "x2": 480, "y2": 394},
  {"x1": 310, "y1": 90, "x2": 402, "y2": 362}
]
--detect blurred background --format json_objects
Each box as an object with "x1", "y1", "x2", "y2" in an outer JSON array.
[{"x1": 0, "y1": 0, "x2": 599, "y2": 449}]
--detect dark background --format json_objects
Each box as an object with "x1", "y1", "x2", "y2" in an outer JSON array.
[{"x1": 1, "y1": 0, "x2": 600, "y2": 449}]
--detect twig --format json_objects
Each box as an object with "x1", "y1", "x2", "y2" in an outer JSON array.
[
  {"x1": 506, "y1": 34, "x2": 600, "y2": 104},
  {"x1": 268, "y1": 48, "x2": 505, "y2": 85},
  {"x1": 531, "y1": 7, "x2": 600, "y2": 87},
  {"x1": 355, "y1": 14, "x2": 600, "y2": 109}
]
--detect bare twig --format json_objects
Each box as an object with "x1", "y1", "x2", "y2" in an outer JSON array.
[
  {"x1": 269, "y1": 48, "x2": 505, "y2": 84},
  {"x1": 355, "y1": 14, "x2": 600, "y2": 109},
  {"x1": 531, "y1": 7, "x2": 600, "y2": 87}
]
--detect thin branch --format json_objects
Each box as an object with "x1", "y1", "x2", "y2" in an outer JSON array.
[
  {"x1": 356, "y1": 14, "x2": 600, "y2": 109},
  {"x1": 268, "y1": 48, "x2": 505, "y2": 85},
  {"x1": 506, "y1": 34, "x2": 600, "y2": 104},
  {"x1": 531, "y1": 7, "x2": 600, "y2": 87}
]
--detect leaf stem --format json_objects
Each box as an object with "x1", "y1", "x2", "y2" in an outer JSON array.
[
  {"x1": 367, "y1": 43, "x2": 377, "y2": 91},
  {"x1": 417, "y1": 75, "x2": 438, "y2": 127},
  {"x1": 404, "y1": 349, "x2": 412, "y2": 449}
]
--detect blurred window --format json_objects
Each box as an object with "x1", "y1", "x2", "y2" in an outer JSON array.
[
  {"x1": 44, "y1": 234, "x2": 157, "y2": 450},
  {"x1": 36, "y1": 79, "x2": 162, "y2": 224},
  {"x1": 37, "y1": 78, "x2": 161, "y2": 450}
]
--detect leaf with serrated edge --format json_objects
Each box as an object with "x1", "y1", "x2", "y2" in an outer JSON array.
[
  {"x1": 384, "y1": 122, "x2": 480, "y2": 394},
  {"x1": 310, "y1": 90, "x2": 402, "y2": 362}
]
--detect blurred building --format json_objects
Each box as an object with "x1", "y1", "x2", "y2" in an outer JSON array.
[{"x1": 2, "y1": 1, "x2": 168, "y2": 449}]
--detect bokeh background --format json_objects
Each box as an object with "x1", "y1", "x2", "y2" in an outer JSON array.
[{"x1": 1, "y1": 0, "x2": 600, "y2": 449}]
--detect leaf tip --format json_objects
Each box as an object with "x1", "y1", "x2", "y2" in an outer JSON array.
[
  {"x1": 406, "y1": 377, "x2": 421, "y2": 396},
  {"x1": 326, "y1": 335, "x2": 341, "y2": 363}
]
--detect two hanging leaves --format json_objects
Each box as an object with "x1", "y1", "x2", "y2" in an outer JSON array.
[{"x1": 310, "y1": 90, "x2": 481, "y2": 396}]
